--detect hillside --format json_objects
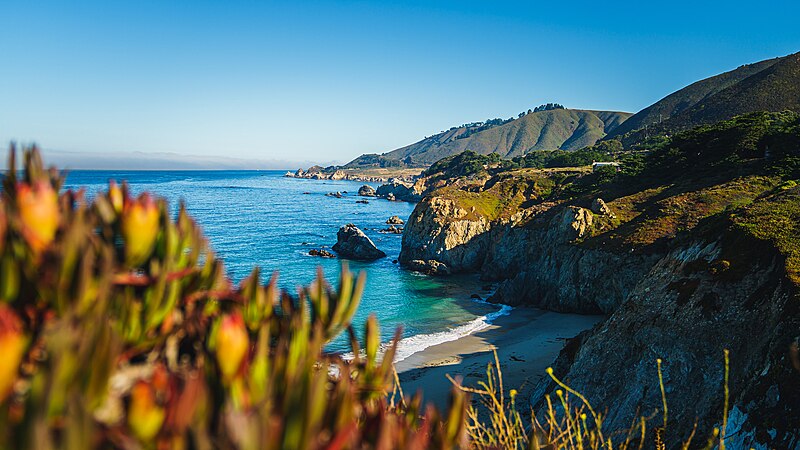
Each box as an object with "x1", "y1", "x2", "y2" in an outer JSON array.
[
  {"x1": 611, "y1": 52, "x2": 800, "y2": 145},
  {"x1": 347, "y1": 108, "x2": 631, "y2": 167}
]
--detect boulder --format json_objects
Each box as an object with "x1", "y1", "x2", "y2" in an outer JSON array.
[
  {"x1": 332, "y1": 224, "x2": 386, "y2": 261},
  {"x1": 358, "y1": 185, "x2": 377, "y2": 197},
  {"x1": 591, "y1": 198, "x2": 614, "y2": 217},
  {"x1": 386, "y1": 215, "x2": 405, "y2": 225},
  {"x1": 379, "y1": 225, "x2": 403, "y2": 234},
  {"x1": 356, "y1": 199, "x2": 369, "y2": 204}
]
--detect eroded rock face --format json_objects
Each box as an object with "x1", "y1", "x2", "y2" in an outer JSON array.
[
  {"x1": 531, "y1": 236, "x2": 800, "y2": 449},
  {"x1": 332, "y1": 224, "x2": 386, "y2": 261},
  {"x1": 401, "y1": 197, "x2": 654, "y2": 313},
  {"x1": 399, "y1": 196, "x2": 492, "y2": 272}
]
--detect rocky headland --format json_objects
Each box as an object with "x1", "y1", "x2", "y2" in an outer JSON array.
[
  {"x1": 285, "y1": 165, "x2": 421, "y2": 183},
  {"x1": 397, "y1": 112, "x2": 800, "y2": 448}
]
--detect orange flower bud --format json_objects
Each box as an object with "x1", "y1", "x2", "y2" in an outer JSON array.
[
  {"x1": 16, "y1": 180, "x2": 59, "y2": 254},
  {"x1": 121, "y1": 194, "x2": 160, "y2": 266},
  {"x1": 216, "y1": 312, "x2": 249, "y2": 380},
  {"x1": 108, "y1": 180, "x2": 124, "y2": 214},
  {"x1": 0, "y1": 305, "x2": 27, "y2": 402},
  {"x1": 128, "y1": 381, "x2": 166, "y2": 442}
]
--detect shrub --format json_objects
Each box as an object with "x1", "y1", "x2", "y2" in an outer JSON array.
[{"x1": 0, "y1": 146, "x2": 468, "y2": 449}]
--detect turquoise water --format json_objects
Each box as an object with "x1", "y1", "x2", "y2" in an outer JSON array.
[{"x1": 62, "y1": 170, "x2": 503, "y2": 355}]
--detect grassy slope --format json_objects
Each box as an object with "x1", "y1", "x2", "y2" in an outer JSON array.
[
  {"x1": 614, "y1": 52, "x2": 800, "y2": 146},
  {"x1": 380, "y1": 109, "x2": 631, "y2": 165},
  {"x1": 609, "y1": 56, "x2": 781, "y2": 138},
  {"x1": 421, "y1": 112, "x2": 800, "y2": 285}
]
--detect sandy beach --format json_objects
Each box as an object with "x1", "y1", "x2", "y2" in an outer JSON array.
[{"x1": 395, "y1": 307, "x2": 604, "y2": 411}]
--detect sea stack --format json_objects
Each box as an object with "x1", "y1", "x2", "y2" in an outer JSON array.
[{"x1": 332, "y1": 224, "x2": 386, "y2": 261}]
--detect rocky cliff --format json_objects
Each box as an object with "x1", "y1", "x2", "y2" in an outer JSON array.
[{"x1": 398, "y1": 112, "x2": 800, "y2": 447}]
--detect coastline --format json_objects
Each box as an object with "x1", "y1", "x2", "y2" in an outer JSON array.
[{"x1": 395, "y1": 307, "x2": 604, "y2": 411}]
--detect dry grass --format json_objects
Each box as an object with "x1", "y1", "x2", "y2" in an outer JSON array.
[{"x1": 439, "y1": 349, "x2": 734, "y2": 450}]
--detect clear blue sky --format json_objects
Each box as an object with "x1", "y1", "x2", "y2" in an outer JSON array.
[{"x1": 1, "y1": 0, "x2": 798, "y2": 167}]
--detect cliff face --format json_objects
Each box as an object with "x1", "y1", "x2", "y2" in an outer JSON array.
[
  {"x1": 400, "y1": 199, "x2": 659, "y2": 314},
  {"x1": 398, "y1": 112, "x2": 800, "y2": 447},
  {"x1": 533, "y1": 232, "x2": 800, "y2": 448}
]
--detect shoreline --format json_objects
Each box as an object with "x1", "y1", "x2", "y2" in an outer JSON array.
[{"x1": 395, "y1": 306, "x2": 604, "y2": 411}]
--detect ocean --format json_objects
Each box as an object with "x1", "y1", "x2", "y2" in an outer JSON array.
[{"x1": 62, "y1": 170, "x2": 507, "y2": 359}]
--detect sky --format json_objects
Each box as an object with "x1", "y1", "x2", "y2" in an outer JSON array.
[{"x1": 1, "y1": 0, "x2": 799, "y2": 169}]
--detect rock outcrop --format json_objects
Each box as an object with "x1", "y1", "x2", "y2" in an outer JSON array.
[
  {"x1": 399, "y1": 196, "x2": 492, "y2": 273},
  {"x1": 285, "y1": 166, "x2": 398, "y2": 182},
  {"x1": 358, "y1": 185, "x2": 377, "y2": 197},
  {"x1": 376, "y1": 182, "x2": 422, "y2": 202},
  {"x1": 386, "y1": 215, "x2": 404, "y2": 225},
  {"x1": 591, "y1": 198, "x2": 614, "y2": 217},
  {"x1": 332, "y1": 224, "x2": 386, "y2": 261}
]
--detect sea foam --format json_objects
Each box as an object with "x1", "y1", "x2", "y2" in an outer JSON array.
[{"x1": 392, "y1": 300, "x2": 513, "y2": 363}]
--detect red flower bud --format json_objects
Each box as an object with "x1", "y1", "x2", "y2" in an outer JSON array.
[
  {"x1": 0, "y1": 305, "x2": 26, "y2": 402},
  {"x1": 16, "y1": 181, "x2": 59, "y2": 254}
]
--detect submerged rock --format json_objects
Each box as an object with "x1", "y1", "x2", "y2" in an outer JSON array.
[
  {"x1": 405, "y1": 259, "x2": 450, "y2": 275},
  {"x1": 332, "y1": 224, "x2": 386, "y2": 261},
  {"x1": 308, "y1": 249, "x2": 335, "y2": 258},
  {"x1": 379, "y1": 225, "x2": 403, "y2": 234}
]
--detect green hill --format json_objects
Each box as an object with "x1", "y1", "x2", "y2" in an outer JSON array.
[
  {"x1": 611, "y1": 52, "x2": 800, "y2": 145},
  {"x1": 346, "y1": 108, "x2": 631, "y2": 167}
]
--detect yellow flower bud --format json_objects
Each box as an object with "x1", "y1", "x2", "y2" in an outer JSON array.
[
  {"x1": 215, "y1": 313, "x2": 249, "y2": 380},
  {"x1": 16, "y1": 180, "x2": 59, "y2": 254},
  {"x1": 128, "y1": 381, "x2": 165, "y2": 442},
  {"x1": 0, "y1": 306, "x2": 27, "y2": 402},
  {"x1": 108, "y1": 180, "x2": 124, "y2": 214},
  {"x1": 121, "y1": 194, "x2": 160, "y2": 266}
]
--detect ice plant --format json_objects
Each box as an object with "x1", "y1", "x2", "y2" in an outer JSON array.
[
  {"x1": 0, "y1": 305, "x2": 26, "y2": 402},
  {"x1": 215, "y1": 312, "x2": 249, "y2": 381},
  {"x1": 120, "y1": 193, "x2": 160, "y2": 266},
  {"x1": 15, "y1": 180, "x2": 59, "y2": 254},
  {"x1": 108, "y1": 180, "x2": 124, "y2": 214},
  {"x1": 128, "y1": 381, "x2": 166, "y2": 442}
]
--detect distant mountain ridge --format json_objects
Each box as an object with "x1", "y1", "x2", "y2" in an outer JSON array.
[
  {"x1": 610, "y1": 52, "x2": 800, "y2": 144},
  {"x1": 347, "y1": 108, "x2": 631, "y2": 167}
]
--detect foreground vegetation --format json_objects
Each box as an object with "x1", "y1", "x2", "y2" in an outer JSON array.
[{"x1": 0, "y1": 147, "x2": 754, "y2": 449}]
